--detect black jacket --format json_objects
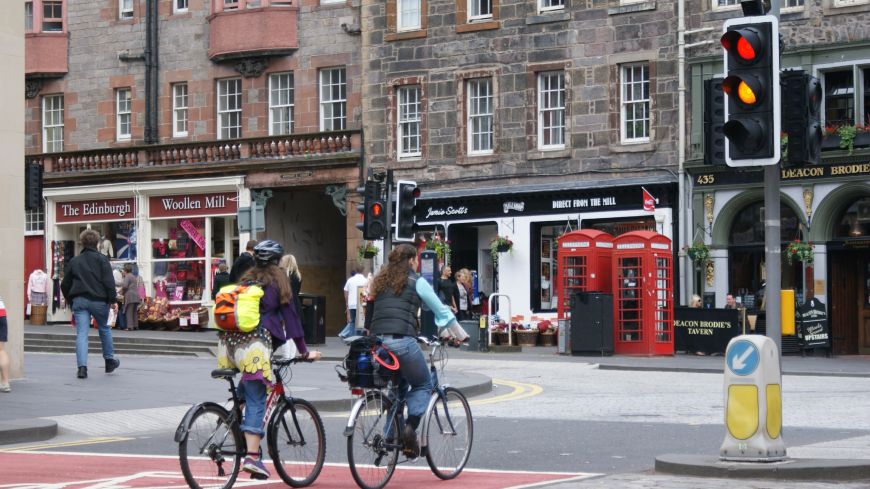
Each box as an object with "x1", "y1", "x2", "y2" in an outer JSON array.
[
  {"x1": 60, "y1": 248, "x2": 117, "y2": 304},
  {"x1": 212, "y1": 271, "x2": 231, "y2": 299},
  {"x1": 229, "y1": 252, "x2": 255, "y2": 283},
  {"x1": 368, "y1": 277, "x2": 421, "y2": 337}
]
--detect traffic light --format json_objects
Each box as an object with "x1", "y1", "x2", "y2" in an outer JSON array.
[
  {"x1": 704, "y1": 77, "x2": 726, "y2": 166},
  {"x1": 355, "y1": 180, "x2": 387, "y2": 240},
  {"x1": 25, "y1": 163, "x2": 43, "y2": 210},
  {"x1": 721, "y1": 16, "x2": 780, "y2": 167},
  {"x1": 394, "y1": 180, "x2": 419, "y2": 242},
  {"x1": 781, "y1": 70, "x2": 822, "y2": 166}
]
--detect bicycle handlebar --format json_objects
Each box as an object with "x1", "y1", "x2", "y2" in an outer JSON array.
[{"x1": 272, "y1": 356, "x2": 316, "y2": 366}]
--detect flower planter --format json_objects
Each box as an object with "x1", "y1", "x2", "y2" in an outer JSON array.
[
  {"x1": 496, "y1": 243, "x2": 511, "y2": 252},
  {"x1": 362, "y1": 250, "x2": 376, "y2": 259},
  {"x1": 493, "y1": 331, "x2": 512, "y2": 345},
  {"x1": 855, "y1": 132, "x2": 870, "y2": 148},
  {"x1": 539, "y1": 332, "x2": 557, "y2": 346},
  {"x1": 821, "y1": 135, "x2": 841, "y2": 150},
  {"x1": 516, "y1": 330, "x2": 539, "y2": 346}
]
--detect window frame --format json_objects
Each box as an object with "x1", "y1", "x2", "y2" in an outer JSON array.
[
  {"x1": 269, "y1": 72, "x2": 295, "y2": 136},
  {"x1": 217, "y1": 78, "x2": 243, "y2": 140},
  {"x1": 116, "y1": 88, "x2": 132, "y2": 141},
  {"x1": 468, "y1": 0, "x2": 493, "y2": 20},
  {"x1": 319, "y1": 68, "x2": 347, "y2": 132},
  {"x1": 25, "y1": 206, "x2": 45, "y2": 235},
  {"x1": 620, "y1": 63, "x2": 651, "y2": 144},
  {"x1": 174, "y1": 0, "x2": 189, "y2": 13},
  {"x1": 172, "y1": 83, "x2": 189, "y2": 138},
  {"x1": 467, "y1": 78, "x2": 494, "y2": 155},
  {"x1": 781, "y1": 0, "x2": 805, "y2": 11},
  {"x1": 537, "y1": 71, "x2": 566, "y2": 151},
  {"x1": 119, "y1": 0, "x2": 134, "y2": 19},
  {"x1": 42, "y1": 94, "x2": 64, "y2": 153},
  {"x1": 538, "y1": 0, "x2": 565, "y2": 13},
  {"x1": 397, "y1": 85, "x2": 422, "y2": 159},
  {"x1": 817, "y1": 62, "x2": 870, "y2": 129},
  {"x1": 397, "y1": 0, "x2": 422, "y2": 31},
  {"x1": 42, "y1": 0, "x2": 64, "y2": 32},
  {"x1": 833, "y1": 0, "x2": 869, "y2": 7},
  {"x1": 711, "y1": 0, "x2": 741, "y2": 11},
  {"x1": 25, "y1": 1, "x2": 34, "y2": 32}
]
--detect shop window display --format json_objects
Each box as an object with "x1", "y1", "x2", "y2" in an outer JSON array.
[{"x1": 152, "y1": 218, "x2": 207, "y2": 303}]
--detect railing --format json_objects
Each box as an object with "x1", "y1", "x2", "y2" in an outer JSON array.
[{"x1": 31, "y1": 130, "x2": 359, "y2": 174}]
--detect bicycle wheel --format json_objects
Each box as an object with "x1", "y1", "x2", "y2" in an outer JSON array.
[
  {"x1": 267, "y1": 398, "x2": 326, "y2": 487},
  {"x1": 347, "y1": 391, "x2": 399, "y2": 489},
  {"x1": 424, "y1": 387, "x2": 473, "y2": 480},
  {"x1": 179, "y1": 405, "x2": 243, "y2": 489}
]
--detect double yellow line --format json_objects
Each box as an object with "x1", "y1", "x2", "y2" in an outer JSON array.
[
  {"x1": 0, "y1": 436, "x2": 134, "y2": 452},
  {"x1": 470, "y1": 378, "x2": 543, "y2": 406}
]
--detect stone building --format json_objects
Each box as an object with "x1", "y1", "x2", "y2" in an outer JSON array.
[
  {"x1": 685, "y1": 0, "x2": 870, "y2": 353},
  {"x1": 360, "y1": 0, "x2": 681, "y2": 322},
  {"x1": 24, "y1": 0, "x2": 364, "y2": 332}
]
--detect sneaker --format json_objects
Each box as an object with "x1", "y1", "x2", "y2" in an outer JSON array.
[
  {"x1": 0, "y1": 383, "x2": 10, "y2": 393},
  {"x1": 242, "y1": 457, "x2": 270, "y2": 479},
  {"x1": 105, "y1": 358, "x2": 120, "y2": 373},
  {"x1": 402, "y1": 424, "x2": 419, "y2": 459}
]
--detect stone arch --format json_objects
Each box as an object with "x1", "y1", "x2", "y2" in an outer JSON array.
[
  {"x1": 711, "y1": 190, "x2": 805, "y2": 247},
  {"x1": 809, "y1": 182, "x2": 870, "y2": 242}
]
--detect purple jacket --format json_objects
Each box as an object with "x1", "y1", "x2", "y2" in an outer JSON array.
[{"x1": 260, "y1": 283, "x2": 308, "y2": 354}]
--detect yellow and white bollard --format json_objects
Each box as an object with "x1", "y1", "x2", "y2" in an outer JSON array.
[{"x1": 720, "y1": 335, "x2": 787, "y2": 461}]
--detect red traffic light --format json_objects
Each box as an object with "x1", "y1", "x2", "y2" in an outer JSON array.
[
  {"x1": 721, "y1": 28, "x2": 764, "y2": 64},
  {"x1": 370, "y1": 202, "x2": 383, "y2": 217}
]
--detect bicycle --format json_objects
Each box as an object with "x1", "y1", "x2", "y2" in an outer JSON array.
[
  {"x1": 341, "y1": 336, "x2": 473, "y2": 489},
  {"x1": 175, "y1": 356, "x2": 326, "y2": 489}
]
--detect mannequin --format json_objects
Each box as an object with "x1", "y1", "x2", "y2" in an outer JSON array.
[
  {"x1": 99, "y1": 236, "x2": 114, "y2": 258},
  {"x1": 27, "y1": 268, "x2": 49, "y2": 305},
  {"x1": 153, "y1": 275, "x2": 168, "y2": 300}
]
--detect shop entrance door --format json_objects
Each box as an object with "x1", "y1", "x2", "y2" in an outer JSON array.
[{"x1": 829, "y1": 249, "x2": 863, "y2": 355}]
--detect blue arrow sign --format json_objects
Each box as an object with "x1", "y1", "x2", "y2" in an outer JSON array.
[{"x1": 727, "y1": 340, "x2": 760, "y2": 376}]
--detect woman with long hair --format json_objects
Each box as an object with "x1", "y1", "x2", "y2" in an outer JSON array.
[
  {"x1": 278, "y1": 254, "x2": 303, "y2": 322},
  {"x1": 217, "y1": 240, "x2": 321, "y2": 480},
  {"x1": 366, "y1": 244, "x2": 468, "y2": 459},
  {"x1": 454, "y1": 268, "x2": 472, "y2": 320}
]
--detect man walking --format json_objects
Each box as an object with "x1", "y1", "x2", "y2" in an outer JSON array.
[
  {"x1": 230, "y1": 240, "x2": 258, "y2": 283},
  {"x1": 61, "y1": 229, "x2": 120, "y2": 379},
  {"x1": 339, "y1": 265, "x2": 368, "y2": 338}
]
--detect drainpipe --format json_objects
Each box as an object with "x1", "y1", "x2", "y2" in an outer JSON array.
[{"x1": 144, "y1": 0, "x2": 159, "y2": 144}]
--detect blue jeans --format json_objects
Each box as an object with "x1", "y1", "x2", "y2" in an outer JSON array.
[
  {"x1": 339, "y1": 309, "x2": 358, "y2": 338},
  {"x1": 238, "y1": 380, "x2": 267, "y2": 437},
  {"x1": 72, "y1": 296, "x2": 115, "y2": 368},
  {"x1": 378, "y1": 335, "x2": 433, "y2": 423}
]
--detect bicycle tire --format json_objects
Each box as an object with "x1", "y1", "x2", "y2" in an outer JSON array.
[
  {"x1": 424, "y1": 387, "x2": 473, "y2": 480},
  {"x1": 267, "y1": 398, "x2": 326, "y2": 487},
  {"x1": 347, "y1": 391, "x2": 399, "y2": 489},
  {"x1": 178, "y1": 405, "x2": 243, "y2": 489}
]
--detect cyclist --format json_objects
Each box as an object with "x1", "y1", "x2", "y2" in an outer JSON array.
[
  {"x1": 365, "y1": 244, "x2": 468, "y2": 458},
  {"x1": 216, "y1": 239, "x2": 322, "y2": 479}
]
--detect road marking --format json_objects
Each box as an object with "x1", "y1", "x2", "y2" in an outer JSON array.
[
  {"x1": 0, "y1": 436, "x2": 135, "y2": 452},
  {"x1": 470, "y1": 378, "x2": 543, "y2": 406}
]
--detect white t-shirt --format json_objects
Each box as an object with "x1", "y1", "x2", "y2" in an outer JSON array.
[{"x1": 344, "y1": 273, "x2": 369, "y2": 310}]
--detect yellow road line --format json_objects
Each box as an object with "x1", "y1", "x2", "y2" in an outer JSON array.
[
  {"x1": 469, "y1": 378, "x2": 543, "y2": 406},
  {"x1": 0, "y1": 436, "x2": 135, "y2": 452}
]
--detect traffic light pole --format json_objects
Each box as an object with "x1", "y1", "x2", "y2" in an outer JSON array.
[
  {"x1": 765, "y1": 0, "x2": 781, "y2": 350},
  {"x1": 384, "y1": 169, "x2": 393, "y2": 254}
]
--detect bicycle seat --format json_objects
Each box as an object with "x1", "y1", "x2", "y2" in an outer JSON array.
[{"x1": 211, "y1": 368, "x2": 239, "y2": 379}]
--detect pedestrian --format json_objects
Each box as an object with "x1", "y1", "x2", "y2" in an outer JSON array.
[
  {"x1": 455, "y1": 268, "x2": 473, "y2": 320},
  {"x1": 60, "y1": 229, "x2": 121, "y2": 379},
  {"x1": 229, "y1": 240, "x2": 258, "y2": 283},
  {"x1": 433, "y1": 265, "x2": 458, "y2": 313},
  {"x1": 365, "y1": 244, "x2": 468, "y2": 458},
  {"x1": 216, "y1": 240, "x2": 321, "y2": 479},
  {"x1": 690, "y1": 294, "x2": 703, "y2": 308},
  {"x1": 113, "y1": 265, "x2": 127, "y2": 330},
  {"x1": 212, "y1": 263, "x2": 231, "y2": 300},
  {"x1": 120, "y1": 264, "x2": 141, "y2": 331},
  {"x1": 278, "y1": 254, "x2": 303, "y2": 324},
  {"x1": 340, "y1": 265, "x2": 368, "y2": 338},
  {"x1": 724, "y1": 294, "x2": 737, "y2": 309},
  {"x1": 0, "y1": 296, "x2": 11, "y2": 392}
]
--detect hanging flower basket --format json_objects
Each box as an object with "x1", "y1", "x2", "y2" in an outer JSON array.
[
  {"x1": 685, "y1": 241, "x2": 710, "y2": 264},
  {"x1": 357, "y1": 241, "x2": 380, "y2": 259},
  {"x1": 424, "y1": 233, "x2": 451, "y2": 262},
  {"x1": 786, "y1": 240, "x2": 814, "y2": 265},
  {"x1": 490, "y1": 235, "x2": 513, "y2": 263}
]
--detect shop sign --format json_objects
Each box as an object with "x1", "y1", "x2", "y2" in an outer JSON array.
[
  {"x1": 674, "y1": 307, "x2": 740, "y2": 354},
  {"x1": 693, "y1": 160, "x2": 870, "y2": 188},
  {"x1": 149, "y1": 192, "x2": 237, "y2": 218},
  {"x1": 56, "y1": 198, "x2": 134, "y2": 223},
  {"x1": 797, "y1": 299, "x2": 830, "y2": 350}
]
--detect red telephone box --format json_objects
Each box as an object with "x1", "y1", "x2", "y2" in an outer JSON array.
[
  {"x1": 556, "y1": 230, "x2": 614, "y2": 319},
  {"x1": 612, "y1": 231, "x2": 673, "y2": 356}
]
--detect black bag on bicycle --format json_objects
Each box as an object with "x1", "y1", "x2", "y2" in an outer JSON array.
[{"x1": 343, "y1": 336, "x2": 399, "y2": 388}]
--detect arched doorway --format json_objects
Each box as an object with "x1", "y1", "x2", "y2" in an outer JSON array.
[
  {"x1": 727, "y1": 201, "x2": 804, "y2": 310},
  {"x1": 827, "y1": 196, "x2": 870, "y2": 355}
]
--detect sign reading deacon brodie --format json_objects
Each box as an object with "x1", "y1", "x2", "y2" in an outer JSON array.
[
  {"x1": 674, "y1": 307, "x2": 740, "y2": 354},
  {"x1": 149, "y1": 192, "x2": 237, "y2": 218},
  {"x1": 797, "y1": 298, "x2": 830, "y2": 350}
]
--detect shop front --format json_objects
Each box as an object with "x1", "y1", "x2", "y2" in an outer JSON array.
[
  {"x1": 414, "y1": 180, "x2": 677, "y2": 323},
  {"x1": 43, "y1": 177, "x2": 246, "y2": 324}
]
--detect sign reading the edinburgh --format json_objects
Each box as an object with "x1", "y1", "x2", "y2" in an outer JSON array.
[
  {"x1": 149, "y1": 192, "x2": 237, "y2": 218},
  {"x1": 56, "y1": 198, "x2": 134, "y2": 223}
]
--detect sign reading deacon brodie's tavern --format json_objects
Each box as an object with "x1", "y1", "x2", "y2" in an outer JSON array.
[
  {"x1": 674, "y1": 307, "x2": 740, "y2": 354},
  {"x1": 149, "y1": 192, "x2": 237, "y2": 218}
]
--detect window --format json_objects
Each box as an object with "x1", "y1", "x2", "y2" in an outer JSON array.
[
  {"x1": 397, "y1": 86, "x2": 422, "y2": 158},
  {"x1": 621, "y1": 63, "x2": 650, "y2": 143},
  {"x1": 174, "y1": 0, "x2": 188, "y2": 13},
  {"x1": 42, "y1": 1, "x2": 63, "y2": 31},
  {"x1": 321, "y1": 0, "x2": 345, "y2": 3},
  {"x1": 824, "y1": 70, "x2": 854, "y2": 127},
  {"x1": 116, "y1": 89, "x2": 132, "y2": 140},
  {"x1": 42, "y1": 94, "x2": 64, "y2": 153},
  {"x1": 467, "y1": 78, "x2": 494, "y2": 155},
  {"x1": 538, "y1": 0, "x2": 564, "y2": 12},
  {"x1": 834, "y1": 0, "x2": 869, "y2": 7},
  {"x1": 172, "y1": 83, "x2": 188, "y2": 138},
  {"x1": 25, "y1": 207, "x2": 45, "y2": 234},
  {"x1": 25, "y1": 1, "x2": 33, "y2": 31},
  {"x1": 782, "y1": 0, "x2": 804, "y2": 7},
  {"x1": 865, "y1": 68, "x2": 870, "y2": 126},
  {"x1": 469, "y1": 0, "x2": 492, "y2": 19},
  {"x1": 713, "y1": 0, "x2": 740, "y2": 9},
  {"x1": 224, "y1": 0, "x2": 239, "y2": 9},
  {"x1": 398, "y1": 0, "x2": 422, "y2": 31},
  {"x1": 217, "y1": 78, "x2": 242, "y2": 139},
  {"x1": 269, "y1": 73, "x2": 294, "y2": 136},
  {"x1": 119, "y1": 0, "x2": 133, "y2": 19},
  {"x1": 319, "y1": 68, "x2": 347, "y2": 131},
  {"x1": 537, "y1": 72, "x2": 565, "y2": 150}
]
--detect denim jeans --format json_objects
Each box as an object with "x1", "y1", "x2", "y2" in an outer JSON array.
[
  {"x1": 339, "y1": 309, "x2": 358, "y2": 338},
  {"x1": 378, "y1": 335, "x2": 433, "y2": 422},
  {"x1": 238, "y1": 380, "x2": 267, "y2": 437},
  {"x1": 72, "y1": 296, "x2": 115, "y2": 368}
]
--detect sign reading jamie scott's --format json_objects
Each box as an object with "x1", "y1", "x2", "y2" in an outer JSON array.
[
  {"x1": 149, "y1": 192, "x2": 237, "y2": 218},
  {"x1": 56, "y1": 198, "x2": 135, "y2": 223}
]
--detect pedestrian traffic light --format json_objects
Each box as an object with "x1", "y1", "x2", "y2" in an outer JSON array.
[
  {"x1": 781, "y1": 70, "x2": 822, "y2": 166},
  {"x1": 355, "y1": 180, "x2": 386, "y2": 240},
  {"x1": 704, "y1": 77, "x2": 726, "y2": 166},
  {"x1": 721, "y1": 16, "x2": 780, "y2": 167},
  {"x1": 394, "y1": 180, "x2": 419, "y2": 242},
  {"x1": 25, "y1": 162, "x2": 43, "y2": 210}
]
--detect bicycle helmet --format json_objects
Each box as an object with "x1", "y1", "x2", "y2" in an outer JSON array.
[{"x1": 253, "y1": 239, "x2": 284, "y2": 265}]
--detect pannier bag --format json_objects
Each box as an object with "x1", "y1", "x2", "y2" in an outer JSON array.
[
  {"x1": 214, "y1": 283, "x2": 264, "y2": 333},
  {"x1": 343, "y1": 336, "x2": 399, "y2": 388}
]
